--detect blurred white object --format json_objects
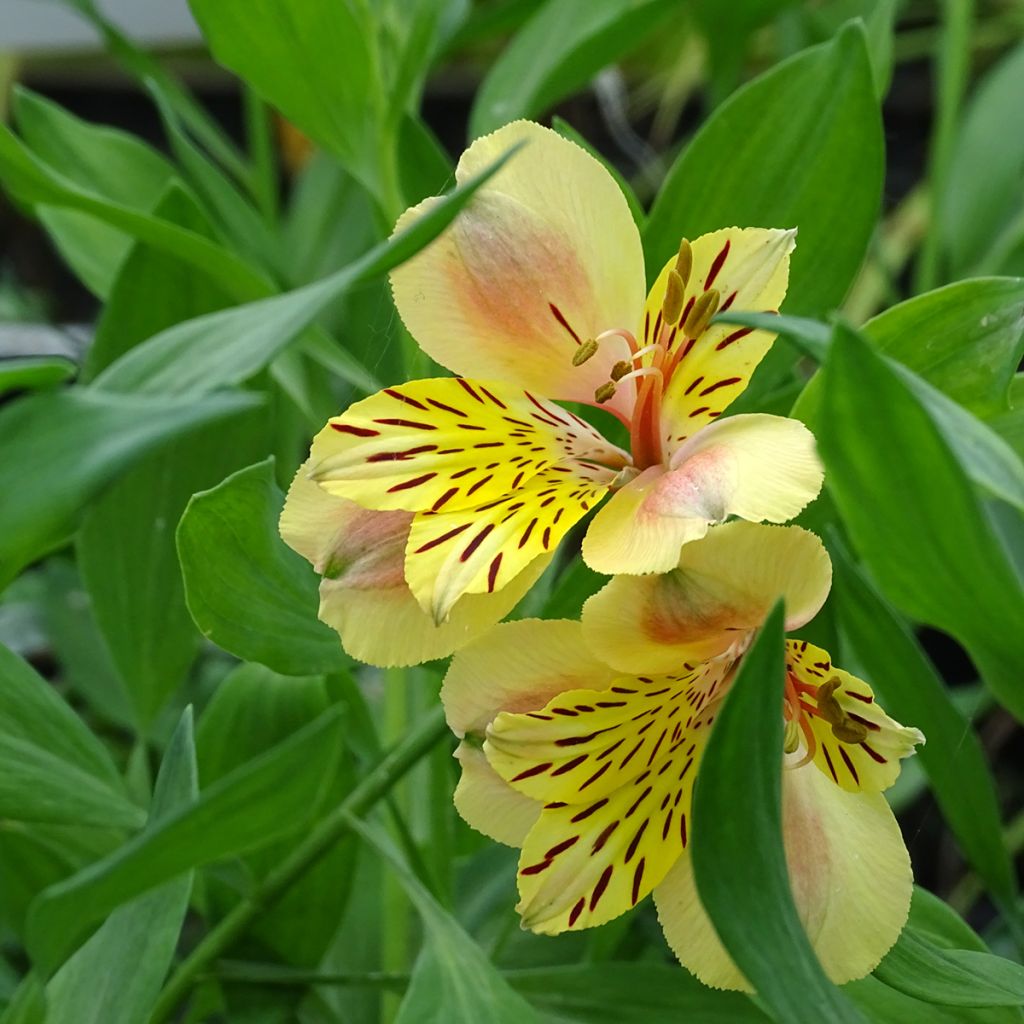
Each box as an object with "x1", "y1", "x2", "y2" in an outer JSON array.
[{"x1": 1, "y1": 0, "x2": 201, "y2": 53}]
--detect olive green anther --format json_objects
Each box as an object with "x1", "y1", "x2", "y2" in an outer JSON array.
[
  {"x1": 682, "y1": 288, "x2": 720, "y2": 338},
  {"x1": 610, "y1": 360, "x2": 632, "y2": 381},
  {"x1": 831, "y1": 719, "x2": 869, "y2": 744},
  {"x1": 594, "y1": 381, "x2": 617, "y2": 404},
  {"x1": 675, "y1": 238, "x2": 693, "y2": 290},
  {"x1": 662, "y1": 269, "x2": 685, "y2": 326},
  {"x1": 783, "y1": 719, "x2": 801, "y2": 754},
  {"x1": 816, "y1": 676, "x2": 869, "y2": 745},
  {"x1": 572, "y1": 338, "x2": 599, "y2": 366}
]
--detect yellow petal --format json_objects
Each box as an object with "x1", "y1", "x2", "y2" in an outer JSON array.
[
  {"x1": 642, "y1": 227, "x2": 795, "y2": 450},
  {"x1": 405, "y1": 462, "x2": 612, "y2": 622},
  {"x1": 486, "y1": 665, "x2": 727, "y2": 933},
  {"x1": 453, "y1": 743, "x2": 542, "y2": 847},
  {"x1": 441, "y1": 618, "x2": 617, "y2": 737},
  {"x1": 786, "y1": 640, "x2": 924, "y2": 794},
  {"x1": 310, "y1": 377, "x2": 622, "y2": 514},
  {"x1": 282, "y1": 463, "x2": 550, "y2": 666},
  {"x1": 654, "y1": 761, "x2": 913, "y2": 989},
  {"x1": 582, "y1": 522, "x2": 832, "y2": 675},
  {"x1": 390, "y1": 121, "x2": 646, "y2": 417}
]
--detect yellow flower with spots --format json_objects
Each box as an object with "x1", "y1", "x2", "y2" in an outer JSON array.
[
  {"x1": 282, "y1": 120, "x2": 823, "y2": 666},
  {"x1": 441, "y1": 522, "x2": 923, "y2": 990}
]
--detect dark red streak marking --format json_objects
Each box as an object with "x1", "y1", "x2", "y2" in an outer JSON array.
[
  {"x1": 413, "y1": 523, "x2": 470, "y2": 553},
  {"x1": 384, "y1": 388, "x2": 427, "y2": 410},
  {"x1": 330, "y1": 422, "x2": 379, "y2": 437},
  {"x1": 705, "y1": 240, "x2": 730, "y2": 290},
  {"x1": 460, "y1": 524, "x2": 495, "y2": 562},
  {"x1": 387, "y1": 472, "x2": 436, "y2": 492},
  {"x1": 715, "y1": 327, "x2": 753, "y2": 351}
]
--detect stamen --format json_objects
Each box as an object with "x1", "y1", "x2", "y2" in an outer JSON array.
[
  {"x1": 682, "y1": 288, "x2": 720, "y2": 338},
  {"x1": 615, "y1": 366, "x2": 662, "y2": 388},
  {"x1": 595, "y1": 328, "x2": 639, "y2": 354},
  {"x1": 594, "y1": 382, "x2": 617, "y2": 404},
  {"x1": 675, "y1": 238, "x2": 693, "y2": 290},
  {"x1": 572, "y1": 338, "x2": 599, "y2": 366},
  {"x1": 816, "y1": 676, "x2": 869, "y2": 744},
  {"x1": 662, "y1": 270, "x2": 685, "y2": 326},
  {"x1": 629, "y1": 343, "x2": 660, "y2": 364},
  {"x1": 610, "y1": 360, "x2": 632, "y2": 381}
]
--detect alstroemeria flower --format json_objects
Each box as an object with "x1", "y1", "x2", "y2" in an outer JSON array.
[
  {"x1": 284, "y1": 120, "x2": 823, "y2": 639},
  {"x1": 441, "y1": 522, "x2": 924, "y2": 990}
]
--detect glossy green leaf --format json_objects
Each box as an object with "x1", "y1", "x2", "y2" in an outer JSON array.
[
  {"x1": 0, "y1": 387, "x2": 259, "y2": 588},
  {"x1": 11, "y1": 87, "x2": 177, "y2": 299},
  {"x1": 875, "y1": 926, "x2": 1024, "y2": 1008},
  {"x1": 940, "y1": 43, "x2": 1024, "y2": 276},
  {"x1": 0, "y1": 644, "x2": 142, "y2": 830},
  {"x1": 692, "y1": 602, "x2": 863, "y2": 1022},
  {"x1": 470, "y1": 0, "x2": 672, "y2": 138},
  {"x1": 645, "y1": 22, "x2": 883, "y2": 315},
  {"x1": 0, "y1": 357, "x2": 75, "y2": 396},
  {"x1": 845, "y1": 976, "x2": 1019, "y2": 1024},
  {"x1": 509, "y1": 964, "x2": 768, "y2": 1021},
  {"x1": 44, "y1": 710, "x2": 197, "y2": 1024},
  {"x1": 0, "y1": 976, "x2": 44, "y2": 1024},
  {"x1": 177, "y1": 459, "x2": 344, "y2": 676},
  {"x1": 27, "y1": 707, "x2": 344, "y2": 974},
  {"x1": 93, "y1": 147, "x2": 514, "y2": 395},
  {"x1": 353, "y1": 820, "x2": 541, "y2": 1024},
  {"x1": 189, "y1": 0, "x2": 381, "y2": 195},
  {"x1": 831, "y1": 540, "x2": 1017, "y2": 906},
  {"x1": 819, "y1": 324, "x2": 1024, "y2": 721}
]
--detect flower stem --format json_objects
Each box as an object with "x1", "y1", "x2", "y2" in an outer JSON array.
[{"x1": 149, "y1": 705, "x2": 450, "y2": 1024}]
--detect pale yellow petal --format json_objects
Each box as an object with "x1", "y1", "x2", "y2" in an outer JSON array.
[
  {"x1": 390, "y1": 121, "x2": 646, "y2": 417},
  {"x1": 641, "y1": 227, "x2": 795, "y2": 450},
  {"x1": 583, "y1": 522, "x2": 832, "y2": 675},
  {"x1": 441, "y1": 618, "x2": 616, "y2": 737},
  {"x1": 581, "y1": 467, "x2": 711, "y2": 576},
  {"x1": 654, "y1": 763, "x2": 913, "y2": 989},
  {"x1": 786, "y1": 640, "x2": 924, "y2": 794},
  {"x1": 663, "y1": 413, "x2": 823, "y2": 525},
  {"x1": 453, "y1": 742, "x2": 541, "y2": 847}
]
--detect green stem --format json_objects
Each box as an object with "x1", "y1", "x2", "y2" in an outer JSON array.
[
  {"x1": 149, "y1": 705, "x2": 450, "y2": 1024},
  {"x1": 213, "y1": 961, "x2": 410, "y2": 991},
  {"x1": 915, "y1": 0, "x2": 974, "y2": 293}
]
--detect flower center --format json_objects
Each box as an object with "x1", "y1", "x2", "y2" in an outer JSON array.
[
  {"x1": 783, "y1": 673, "x2": 870, "y2": 769},
  {"x1": 570, "y1": 238, "x2": 722, "y2": 474}
]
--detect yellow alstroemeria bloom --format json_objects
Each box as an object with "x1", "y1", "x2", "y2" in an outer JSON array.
[
  {"x1": 441, "y1": 522, "x2": 924, "y2": 990},
  {"x1": 282, "y1": 120, "x2": 822, "y2": 665}
]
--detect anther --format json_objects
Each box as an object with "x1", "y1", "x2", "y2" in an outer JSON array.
[
  {"x1": 662, "y1": 270, "x2": 685, "y2": 326},
  {"x1": 572, "y1": 338, "x2": 599, "y2": 366},
  {"x1": 610, "y1": 360, "x2": 632, "y2": 381},
  {"x1": 682, "y1": 288, "x2": 720, "y2": 338},
  {"x1": 594, "y1": 382, "x2": 617, "y2": 404},
  {"x1": 675, "y1": 239, "x2": 693, "y2": 289},
  {"x1": 783, "y1": 720, "x2": 801, "y2": 755},
  {"x1": 832, "y1": 719, "x2": 869, "y2": 744},
  {"x1": 816, "y1": 676, "x2": 869, "y2": 745}
]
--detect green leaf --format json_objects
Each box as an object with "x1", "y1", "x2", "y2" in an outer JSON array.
[
  {"x1": 93, "y1": 147, "x2": 514, "y2": 395},
  {"x1": 11, "y1": 87, "x2": 177, "y2": 298},
  {"x1": 508, "y1": 964, "x2": 769, "y2": 1021},
  {"x1": 831, "y1": 540, "x2": 1017, "y2": 908},
  {"x1": 196, "y1": 664, "x2": 358, "y2": 966},
  {"x1": 875, "y1": 927, "x2": 1024, "y2": 1008},
  {"x1": 819, "y1": 323, "x2": 1024, "y2": 720},
  {"x1": 940, "y1": 43, "x2": 1024, "y2": 276},
  {"x1": 845, "y1": 976, "x2": 1020, "y2": 1024},
  {"x1": 0, "y1": 387, "x2": 259, "y2": 588},
  {"x1": 84, "y1": 184, "x2": 234, "y2": 379},
  {"x1": 189, "y1": 0, "x2": 382, "y2": 196},
  {"x1": 0, "y1": 118, "x2": 268, "y2": 304},
  {"x1": 765, "y1": 308, "x2": 1024, "y2": 513},
  {"x1": 691, "y1": 601, "x2": 864, "y2": 1022},
  {"x1": 177, "y1": 459, "x2": 345, "y2": 676},
  {"x1": 0, "y1": 976, "x2": 45, "y2": 1024},
  {"x1": 645, "y1": 22, "x2": 883, "y2": 315},
  {"x1": 0, "y1": 644, "x2": 143, "y2": 831},
  {"x1": 0, "y1": 357, "x2": 76, "y2": 396},
  {"x1": 353, "y1": 820, "x2": 541, "y2": 1024},
  {"x1": 27, "y1": 707, "x2": 344, "y2": 975},
  {"x1": 469, "y1": 0, "x2": 672, "y2": 138},
  {"x1": 44, "y1": 710, "x2": 198, "y2": 1024}
]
